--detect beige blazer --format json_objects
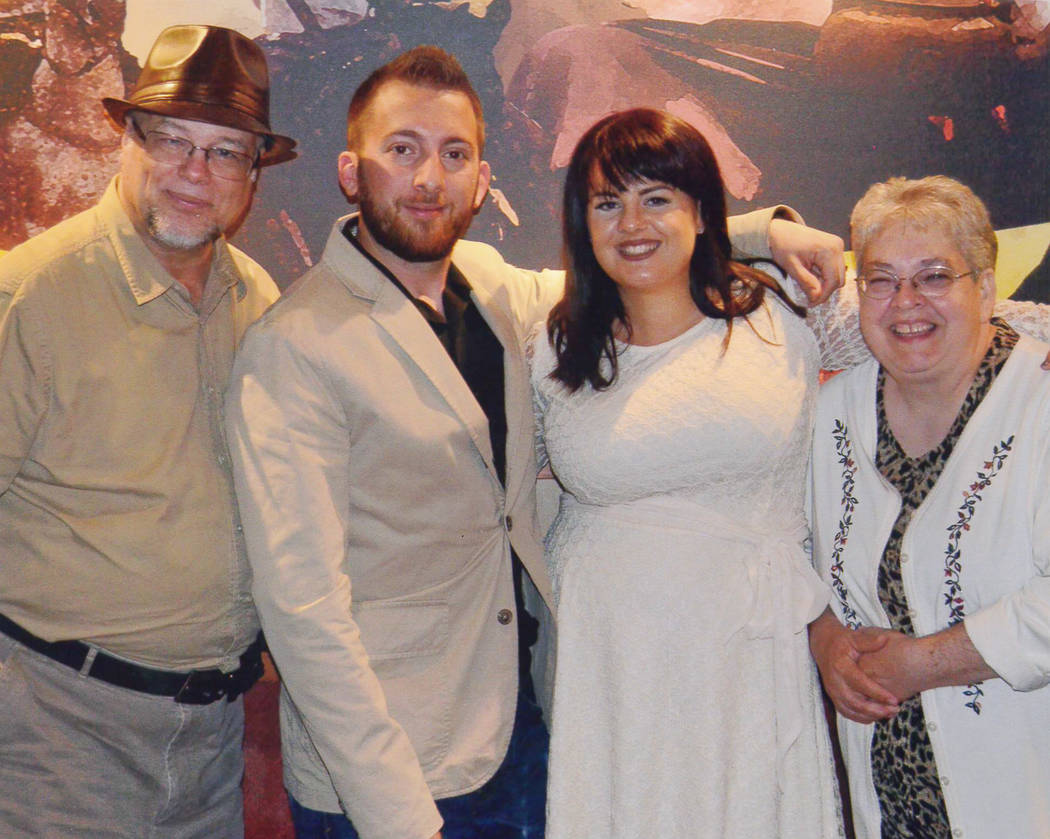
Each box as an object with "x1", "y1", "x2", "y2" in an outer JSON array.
[{"x1": 226, "y1": 219, "x2": 563, "y2": 839}]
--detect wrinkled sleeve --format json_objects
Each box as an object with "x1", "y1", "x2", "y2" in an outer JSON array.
[
  {"x1": 727, "y1": 205, "x2": 802, "y2": 261},
  {"x1": 225, "y1": 322, "x2": 441, "y2": 839},
  {"x1": 0, "y1": 284, "x2": 50, "y2": 494}
]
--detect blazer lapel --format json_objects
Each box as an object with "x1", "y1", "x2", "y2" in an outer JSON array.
[{"x1": 369, "y1": 270, "x2": 498, "y2": 476}]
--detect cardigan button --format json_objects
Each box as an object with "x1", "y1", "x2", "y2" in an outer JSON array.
[{"x1": 497, "y1": 609, "x2": 513, "y2": 625}]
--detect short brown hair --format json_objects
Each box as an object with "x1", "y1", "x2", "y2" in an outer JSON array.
[{"x1": 346, "y1": 46, "x2": 485, "y2": 155}]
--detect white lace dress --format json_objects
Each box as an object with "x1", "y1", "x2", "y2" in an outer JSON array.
[
  {"x1": 528, "y1": 285, "x2": 1047, "y2": 839},
  {"x1": 531, "y1": 300, "x2": 840, "y2": 838}
]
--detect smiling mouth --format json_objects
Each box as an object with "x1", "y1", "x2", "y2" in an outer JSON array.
[
  {"x1": 166, "y1": 191, "x2": 211, "y2": 211},
  {"x1": 617, "y1": 241, "x2": 659, "y2": 259},
  {"x1": 890, "y1": 322, "x2": 935, "y2": 337},
  {"x1": 403, "y1": 202, "x2": 446, "y2": 216}
]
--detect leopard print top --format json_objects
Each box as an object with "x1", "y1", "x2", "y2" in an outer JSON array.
[{"x1": 870, "y1": 319, "x2": 1017, "y2": 838}]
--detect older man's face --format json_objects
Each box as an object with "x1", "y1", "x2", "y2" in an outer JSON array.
[
  {"x1": 118, "y1": 112, "x2": 260, "y2": 256},
  {"x1": 338, "y1": 80, "x2": 490, "y2": 268}
]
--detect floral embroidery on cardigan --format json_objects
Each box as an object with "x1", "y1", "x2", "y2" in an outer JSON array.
[
  {"x1": 830, "y1": 419, "x2": 860, "y2": 629},
  {"x1": 944, "y1": 435, "x2": 1014, "y2": 714}
]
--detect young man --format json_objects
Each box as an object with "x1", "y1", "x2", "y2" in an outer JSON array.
[
  {"x1": 227, "y1": 46, "x2": 843, "y2": 839},
  {"x1": 0, "y1": 25, "x2": 295, "y2": 838}
]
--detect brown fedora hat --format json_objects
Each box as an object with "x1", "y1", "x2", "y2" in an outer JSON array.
[{"x1": 103, "y1": 24, "x2": 296, "y2": 165}]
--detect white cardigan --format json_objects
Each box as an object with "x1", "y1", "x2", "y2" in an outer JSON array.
[{"x1": 810, "y1": 334, "x2": 1050, "y2": 839}]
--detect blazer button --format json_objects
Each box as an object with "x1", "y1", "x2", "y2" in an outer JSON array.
[
  {"x1": 497, "y1": 609, "x2": 513, "y2": 625},
  {"x1": 505, "y1": 515, "x2": 513, "y2": 531}
]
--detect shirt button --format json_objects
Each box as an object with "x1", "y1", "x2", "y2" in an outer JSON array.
[
  {"x1": 900, "y1": 553, "x2": 909, "y2": 563},
  {"x1": 940, "y1": 775, "x2": 950, "y2": 787},
  {"x1": 927, "y1": 722, "x2": 937, "y2": 732},
  {"x1": 497, "y1": 609, "x2": 513, "y2": 625}
]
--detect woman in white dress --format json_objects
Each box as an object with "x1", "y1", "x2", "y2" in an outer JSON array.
[{"x1": 530, "y1": 108, "x2": 842, "y2": 837}]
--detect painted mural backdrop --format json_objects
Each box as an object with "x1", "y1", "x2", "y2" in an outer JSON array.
[{"x1": 1, "y1": 0, "x2": 1048, "y2": 298}]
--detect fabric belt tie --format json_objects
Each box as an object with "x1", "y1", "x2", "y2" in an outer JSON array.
[
  {"x1": 0, "y1": 611, "x2": 264, "y2": 704},
  {"x1": 561, "y1": 494, "x2": 829, "y2": 788}
]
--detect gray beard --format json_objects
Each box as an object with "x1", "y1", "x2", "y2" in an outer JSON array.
[{"x1": 146, "y1": 208, "x2": 221, "y2": 251}]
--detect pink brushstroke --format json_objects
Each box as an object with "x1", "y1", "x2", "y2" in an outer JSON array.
[{"x1": 280, "y1": 210, "x2": 313, "y2": 268}]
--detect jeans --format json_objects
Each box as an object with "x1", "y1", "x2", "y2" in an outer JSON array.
[{"x1": 289, "y1": 690, "x2": 548, "y2": 839}]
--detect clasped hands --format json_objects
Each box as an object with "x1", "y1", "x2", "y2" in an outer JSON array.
[
  {"x1": 809, "y1": 606, "x2": 998, "y2": 724},
  {"x1": 809, "y1": 608, "x2": 927, "y2": 724}
]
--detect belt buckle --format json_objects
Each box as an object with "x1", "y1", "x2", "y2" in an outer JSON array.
[
  {"x1": 174, "y1": 670, "x2": 231, "y2": 705},
  {"x1": 174, "y1": 644, "x2": 265, "y2": 705}
]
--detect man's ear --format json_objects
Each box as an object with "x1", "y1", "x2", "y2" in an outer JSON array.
[
  {"x1": 337, "y1": 151, "x2": 360, "y2": 201},
  {"x1": 473, "y1": 160, "x2": 492, "y2": 212}
]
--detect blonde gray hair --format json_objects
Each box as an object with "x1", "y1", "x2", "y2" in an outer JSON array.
[{"x1": 850, "y1": 175, "x2": 997, "y2": 274}]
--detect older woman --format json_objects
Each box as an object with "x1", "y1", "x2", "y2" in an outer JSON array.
[
  {"x1": 530, "y1": 108, "x2": 841, "y2": 838},
  {"x1": 808, "y1": 176, "x2": 1050, "y2": 839}
]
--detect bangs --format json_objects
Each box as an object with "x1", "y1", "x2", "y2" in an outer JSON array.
[{"x1": 584, "y1": 123, "x2": 690, "y2": 195}]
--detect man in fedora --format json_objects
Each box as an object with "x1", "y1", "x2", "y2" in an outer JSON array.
[{"x1": 0, "y1": 24, "x2": 294, "y2": 838}]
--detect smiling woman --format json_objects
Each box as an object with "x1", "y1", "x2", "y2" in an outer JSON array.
[
  {"x1": 546, "y1": 107, "x2": 804, "y2": 391},
  {"x1": 530, "y1": 108, "x2": 842, "y2": 839},
  {"x1": 584, "y1": 178, "x2": 703, "y2": 343},
  {"x1": 809, "y1": 176, "x2": 1050, "y2": 839}
]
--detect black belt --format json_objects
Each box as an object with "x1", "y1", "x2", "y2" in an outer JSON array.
[{"x1": 0, "y1": 612, "x2": 264, "y2": 705}]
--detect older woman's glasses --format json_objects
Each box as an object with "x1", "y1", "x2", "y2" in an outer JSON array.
[
  {"x1": 856, "y1": 266, "x2": 974, "y2": 300},
  {"x1": 129, "y1": 120, "x2": 258, "y2": 181}
]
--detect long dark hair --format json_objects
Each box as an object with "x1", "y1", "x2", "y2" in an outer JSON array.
[{"x1": 548, "y1": 108, "x2": 804, "y2": 392}]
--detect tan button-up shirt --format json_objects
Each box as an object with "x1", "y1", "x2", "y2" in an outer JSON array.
[{"x1": 0, "y1": 178, "x2": 278, "y2": 670}]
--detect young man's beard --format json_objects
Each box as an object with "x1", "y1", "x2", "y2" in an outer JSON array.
[{"x1": 357, "y1": 178, "x2": 476, "y2": 263}]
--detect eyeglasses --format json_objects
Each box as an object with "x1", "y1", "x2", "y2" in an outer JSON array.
[
  {"x1": 856, "y1": 266, "x2": 974, "y2": 300},
  {"x1": 129, "y1": 119, "x2": 258, "y2": 181}
]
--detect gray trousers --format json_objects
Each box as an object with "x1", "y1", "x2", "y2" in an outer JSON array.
[{"x1": 0, "y1": 632, "x2": 245, "y2": 839}]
